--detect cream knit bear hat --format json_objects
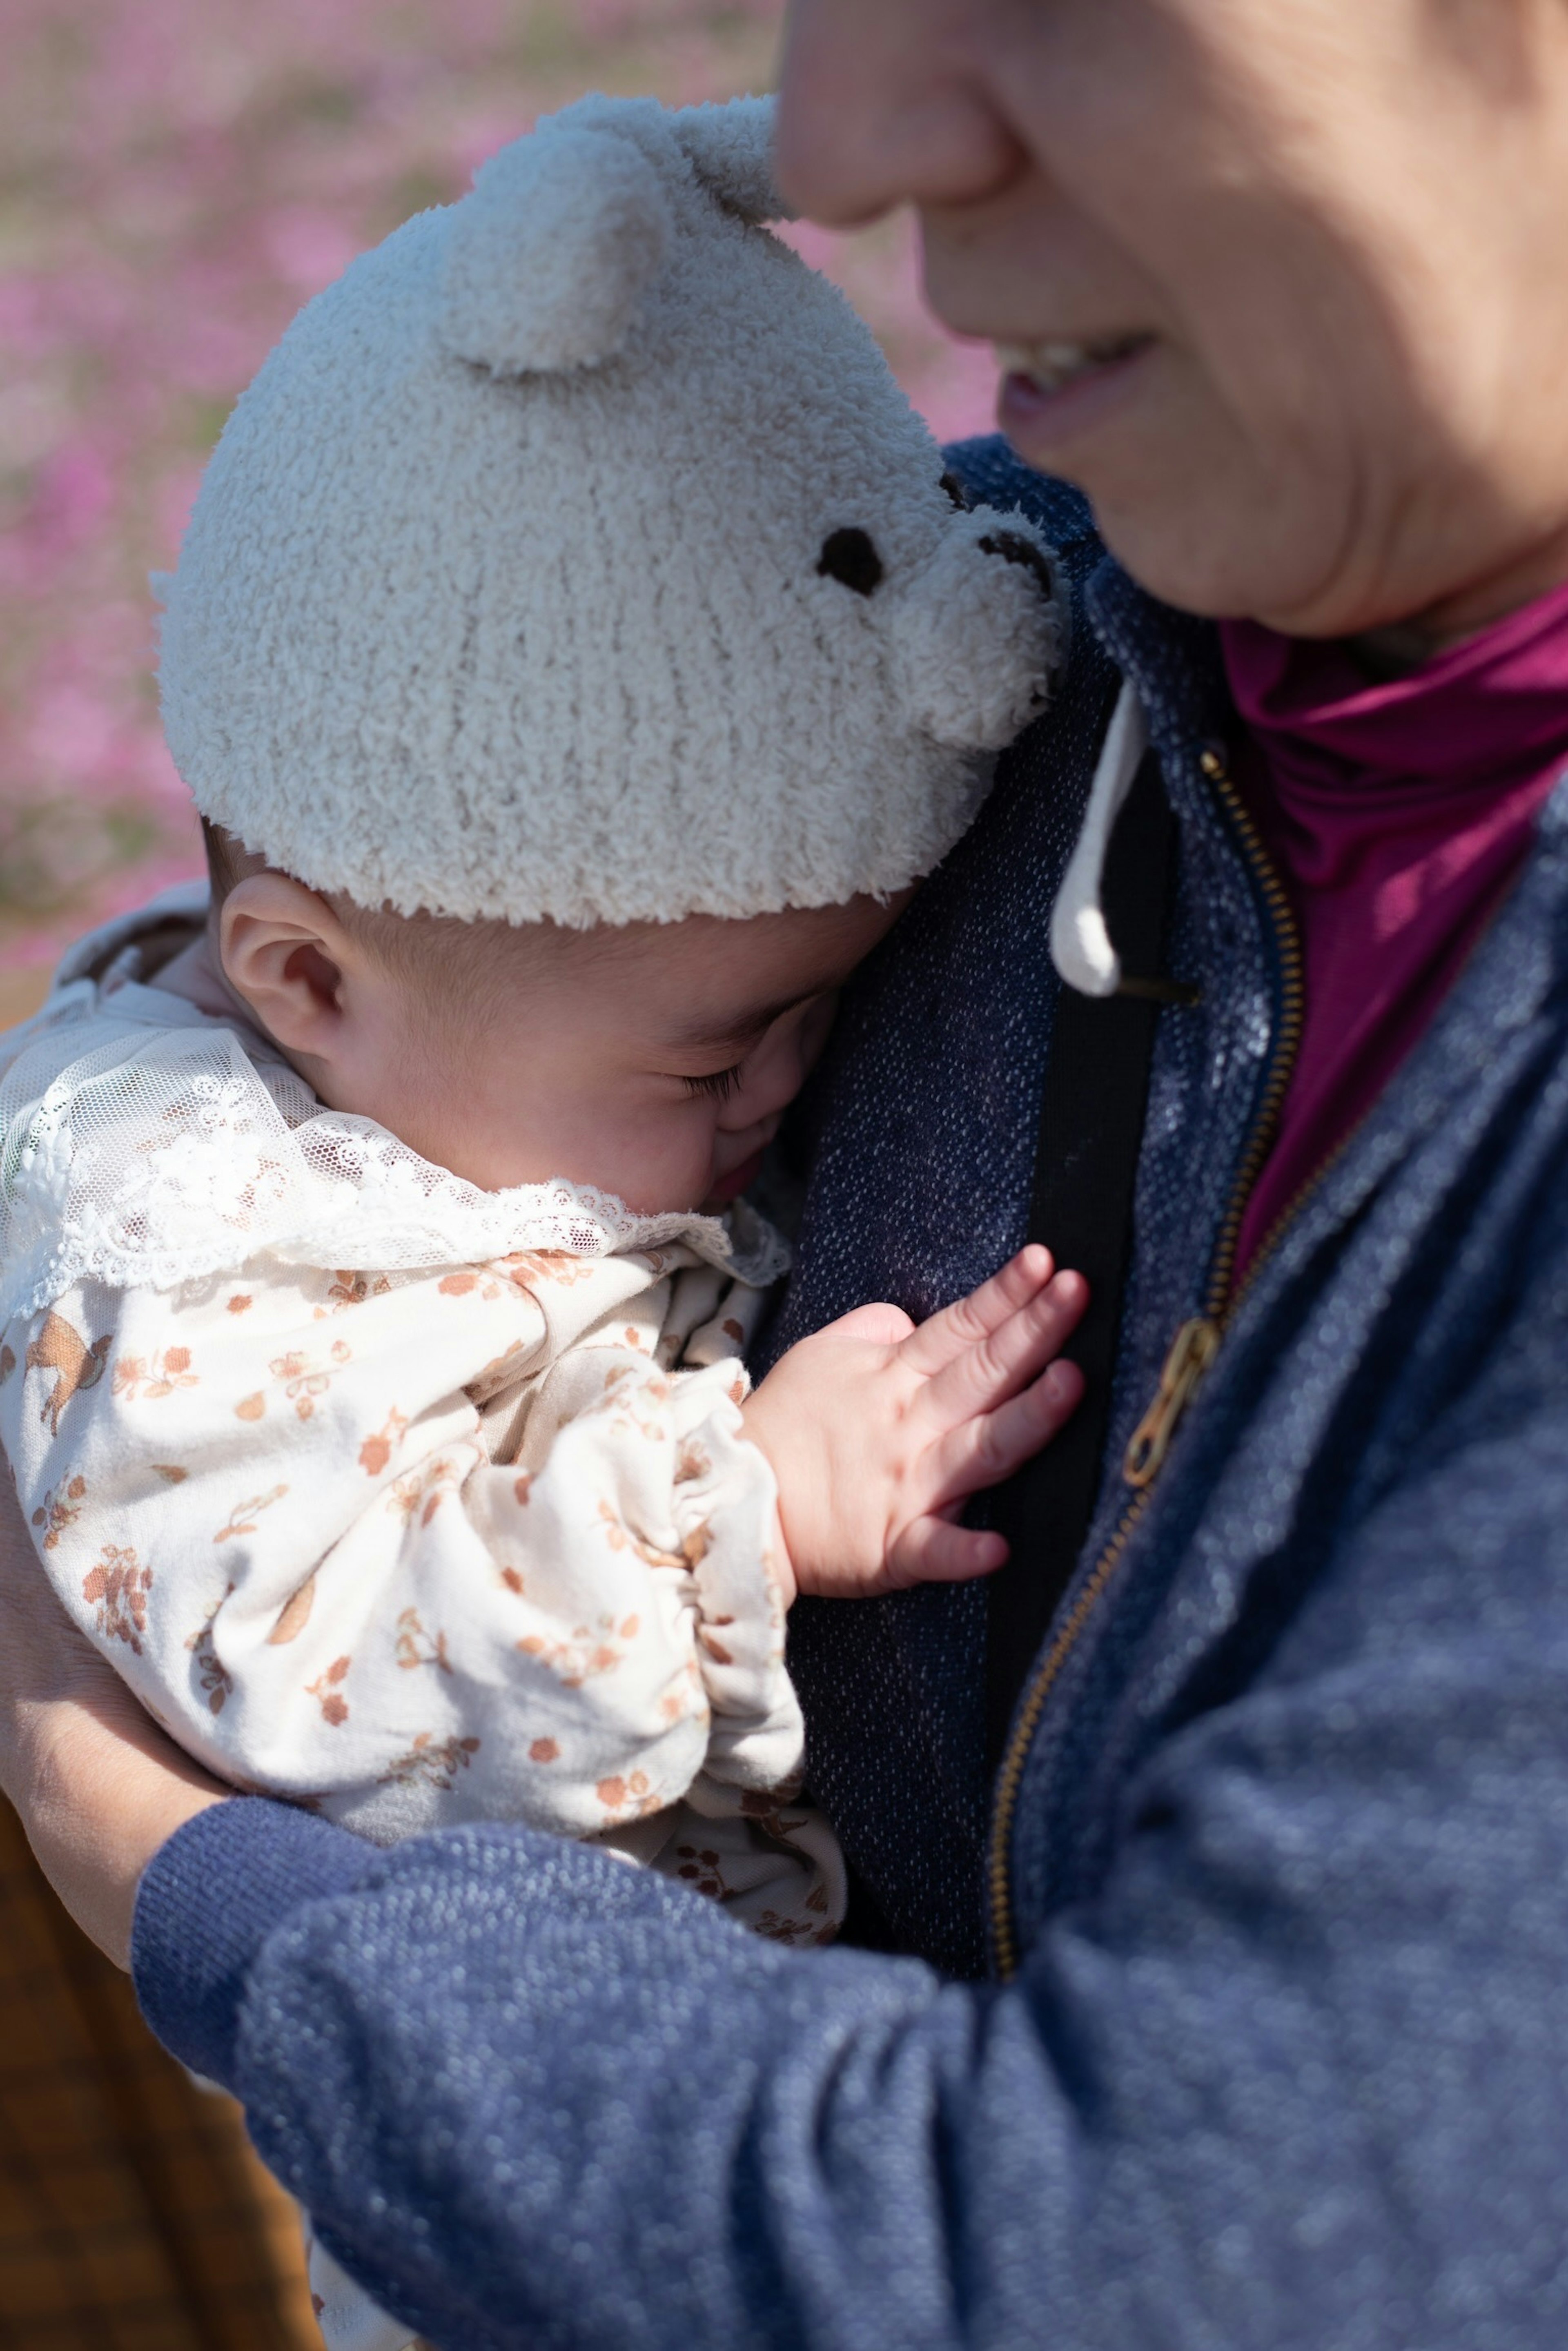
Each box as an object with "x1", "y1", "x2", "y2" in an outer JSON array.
[{"x1": 158, "y1": 94, "x2": 1063, "y2": 928}]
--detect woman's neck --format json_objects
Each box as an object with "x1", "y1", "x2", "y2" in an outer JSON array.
[{"x1": 1351, "y1": 525, "x2": 1568, "y2": 677}]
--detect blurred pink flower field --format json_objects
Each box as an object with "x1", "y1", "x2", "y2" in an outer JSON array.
[{"x1": 0, "y1": 0, "x2": 998, "y2": 981}]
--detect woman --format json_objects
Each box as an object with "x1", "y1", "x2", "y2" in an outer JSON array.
[{"x1": 7, "y1": 3, "x2": 1568, "y2": 2342}]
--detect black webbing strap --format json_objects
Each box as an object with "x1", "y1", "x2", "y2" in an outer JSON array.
[{"x1": 983, "y1": 747, "x2": 1181, "y2": 1774}]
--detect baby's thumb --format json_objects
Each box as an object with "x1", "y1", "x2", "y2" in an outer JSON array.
[
  {"x1": 887, "y1": 1517, "x2": 1009, "y2": 1590},
  {"x1": 823, "y1": 1300, "x2": 917, "y2": 1346}
]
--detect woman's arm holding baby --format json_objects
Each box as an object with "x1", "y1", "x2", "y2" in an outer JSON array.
[{"x1": 0, "y1": 1477, "x2": 225, "y2": 1968}]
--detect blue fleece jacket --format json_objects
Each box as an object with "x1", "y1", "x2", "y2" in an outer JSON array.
[{"x1": 132, "y1": 447, "x2": 1568, "y2": 2349}]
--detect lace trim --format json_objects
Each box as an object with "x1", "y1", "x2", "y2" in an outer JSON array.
[{"x1": 0, "y1": 980, "x2": 788, "y2": 1325}]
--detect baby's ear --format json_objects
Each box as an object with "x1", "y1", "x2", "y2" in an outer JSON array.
[
  {"x1": 438, "y1": 125, "x2": 674, "y2": 376},
  {"x1": 667, "y1": 94, "x2": 793, "y2": 224}
]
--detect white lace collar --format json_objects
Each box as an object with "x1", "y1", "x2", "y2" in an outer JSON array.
[{"x1": 0, "y1": 895, "x2": 788, "y2": 1324}]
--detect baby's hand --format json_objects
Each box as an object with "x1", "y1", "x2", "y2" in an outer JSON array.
[{"x1": 742, "y1": 1247, "x2": 1087, "y2": 1604}]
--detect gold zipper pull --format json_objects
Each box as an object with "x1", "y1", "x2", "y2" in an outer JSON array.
[{"x1": 1123, "y1": 1316, "x2": 1221, "y2": 1488}]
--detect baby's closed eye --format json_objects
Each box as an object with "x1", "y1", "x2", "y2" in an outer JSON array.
[{"x1": 682, "y1": 1066, "x2": 744, "y2": 1102}]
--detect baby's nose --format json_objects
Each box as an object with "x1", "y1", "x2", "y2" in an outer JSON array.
[
  {"x1": 721, "y1": 1041, "x2": 803, "y2": 1130},
  {"x1": 719, "y1": 1067, "x2": 789, "y2": 1130}
]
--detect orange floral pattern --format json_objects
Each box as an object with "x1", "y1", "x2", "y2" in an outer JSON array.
[
  {"x1": 25, "y1": 1311, "x2": 111, "y2": 1435},
  {"x1": 377, "y1": 1730, "x2": 480, "y2": 1793},
  {"x1": 82, "y1": 1542, "x2": 152, "y2": 1653},
  {"x1": 111, "y1": 1344, "x2": 197, "y2": 1402},
  {"x1": 499, "y1": 1250, "x2": 596, "y2": 1291},
  {"x1": 213, "y1": 1482, "x2": 287, "y2": 1544},
  {"x1": 517, "y1": 1609, "x2": 640, "y2": 1690},
  {"x1": 388, "y1": 1453, "x2": 464, "y2": 1526},
  {"x1": 269, "y1": 1340, "x2": 352, "y2": 1421},
  {"x1": 595, "y1": 1769, "x2": 660, "y2": 1821},
  {"x1": 394, "y1": 1609, "x2": 451, "y2": 1674},
  {"x1": 305, "y1": 1656, "x2": 351, "y2": 1727},
  {"x1": 186, "y1": 1587, "x2": 234, "y2": 1715},
  {"x1": 318, "y1": 1270, "x2": 392, "y2": 1315},
  {"x1": 5, "y1": 1228, "x2": 841, "y2": 1938},
  {"x1": 31, "y1": 1470, "x2": 87, "y2": 1551},
  {"x1": 358, "y1": 1407, "x2": 409, "y2": 1477}
]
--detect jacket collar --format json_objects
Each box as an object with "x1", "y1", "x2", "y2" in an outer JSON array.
[
  {"x1": 1082, "y1": 556, "x2": 1233, "y2": 763},
  {"x1": 1078, "y1": 557, "x2": 1568, "y2": 1325}
]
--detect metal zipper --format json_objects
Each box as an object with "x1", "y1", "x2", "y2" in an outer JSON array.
[{"x1": 987, "y1": 742, "x2": 1306, "y2": 1981}]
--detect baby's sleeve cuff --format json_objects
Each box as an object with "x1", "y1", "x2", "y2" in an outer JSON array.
[
  {"x1": 669, "y1": 1368, "x2": 804, "y2": 1792},
  {"x1": 131, "y1": 1797, "x2": 373, "y2": 2092}
]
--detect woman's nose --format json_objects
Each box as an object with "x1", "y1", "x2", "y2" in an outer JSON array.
[{"x1": 775, "y1": 0, "x2": 1020, "y2": 225}]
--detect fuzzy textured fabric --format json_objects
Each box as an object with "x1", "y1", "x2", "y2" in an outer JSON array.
[{"x1": 157, "y1": 94, "x2": 1063, "y2": 927}]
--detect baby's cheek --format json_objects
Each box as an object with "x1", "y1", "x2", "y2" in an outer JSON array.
[
  {"x1": 794, "y1": 994, "x2": 839, "y2": 1084},
  {"x1": 669, "y1": 1123, "x2": 723, "y2": 1215},
  {"x1": 609, "y1": 1110, "x2": 715, "y2": 1217}
]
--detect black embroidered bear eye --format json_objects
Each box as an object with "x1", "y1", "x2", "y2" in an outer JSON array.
[
  {"x1": 940, "y1": 470, "x2": 969, "y2": 510},
  {"x1": 816, "y1": 527, "x2": 884, "y2": 597},
  {"x1": 978, "y1": 528, "x2": 1054, "y2": 598}
]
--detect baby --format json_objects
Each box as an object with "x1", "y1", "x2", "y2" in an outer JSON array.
[{"x1": 0, "y1": 93, "x2": 1073, "y2": 2351}]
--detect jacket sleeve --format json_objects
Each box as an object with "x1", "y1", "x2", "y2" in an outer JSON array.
[
  {"x1": 130, "y1": 1375, "x2": 1568, "y2": 2351},
  {"x1": 1, "y1": 1259, "x2": 798, "y2": 1842}
]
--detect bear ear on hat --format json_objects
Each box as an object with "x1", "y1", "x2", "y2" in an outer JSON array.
[
  {"x1": 437, "y1": 123, "x2": 674, "y2": 376},
  {"x1": 667, "y1": 94, "x2": 792, "y2": 225}
]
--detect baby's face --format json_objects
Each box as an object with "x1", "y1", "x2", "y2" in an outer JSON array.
[{"x1": 258, "y1": 893, "x2": 908, "y2": 1216}]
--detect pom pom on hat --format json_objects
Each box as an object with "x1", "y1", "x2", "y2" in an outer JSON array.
[{"x1": 159, "y1": 94, "x2": 1064, "y2": 929}]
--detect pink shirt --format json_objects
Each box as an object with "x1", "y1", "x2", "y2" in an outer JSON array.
[{"x1": 1221, "y1": 580, "x2": 1568, "y2": 1281}]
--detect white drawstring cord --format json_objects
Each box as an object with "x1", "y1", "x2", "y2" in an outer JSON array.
[{"x1": 1050, "y1": 678, "x2": 1148, "y2": 997}]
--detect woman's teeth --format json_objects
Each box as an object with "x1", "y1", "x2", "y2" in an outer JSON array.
[{"x1": 994, "y1": 335, "x2": 1150, "y2": 393}]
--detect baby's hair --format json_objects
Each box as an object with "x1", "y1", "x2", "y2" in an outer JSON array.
[
  {"x1": 201, "y1": 816, "x2": 263, "y2": 903},
  {"x1": 200, "y1": 817, "x2": 644, "y2": 1027}
]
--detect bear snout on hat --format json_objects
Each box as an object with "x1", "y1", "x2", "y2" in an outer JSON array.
[
  {"x1": 159, "y1": 93, "x2": 1065, "y2": 929},
  {"x1": 807, "y1": 503, "x2": 1061, "y2": 753}
]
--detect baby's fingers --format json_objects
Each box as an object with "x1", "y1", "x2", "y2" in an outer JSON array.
[
  {"x1": 884, "y1": 1516, "x2": 1010, "y2": 1591},
  {"x1": 923, "y1": 1268, "x2": 1089, "y2": 1428},
  {"x1": 901, "y1": 1246, "x2": 1059, "y2": 1375},
  {"x1": 933, "y1": 1355, "x2": 1086, "y2": 1506}
]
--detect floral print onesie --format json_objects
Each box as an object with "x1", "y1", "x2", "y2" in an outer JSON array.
[{"x1": 0, "y1": 896, "x2": 843, "y2": 1943}]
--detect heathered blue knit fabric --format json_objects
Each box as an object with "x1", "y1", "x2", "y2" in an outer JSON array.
[
  {"x1": 134, "y1": 1797, "x2": 372, "y2": 2087},
  {"x1": 133, "y1": 446, "x2": 1568, "y2": 2349}
]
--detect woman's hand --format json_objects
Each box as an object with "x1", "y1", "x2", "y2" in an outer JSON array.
[{"x1": 0, "y1": 1475, "x2": 225, "y2": 1968}]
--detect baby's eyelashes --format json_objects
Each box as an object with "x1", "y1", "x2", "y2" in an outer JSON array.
[{"x1": 682, "y1": 1066, "x2": 744, "y2": 1103}]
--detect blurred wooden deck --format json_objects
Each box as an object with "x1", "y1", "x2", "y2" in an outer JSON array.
[
  {"x1": 0, "y1": 1801, "x2": 319, "y2": 2350},
  {"x1": 2, "y1": 960, "x2": 318, "y2": 2350}
]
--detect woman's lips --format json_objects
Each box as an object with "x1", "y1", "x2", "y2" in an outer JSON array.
[{"x1": 994, "y1": 334, "x2": 1156, "y2": 451}]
